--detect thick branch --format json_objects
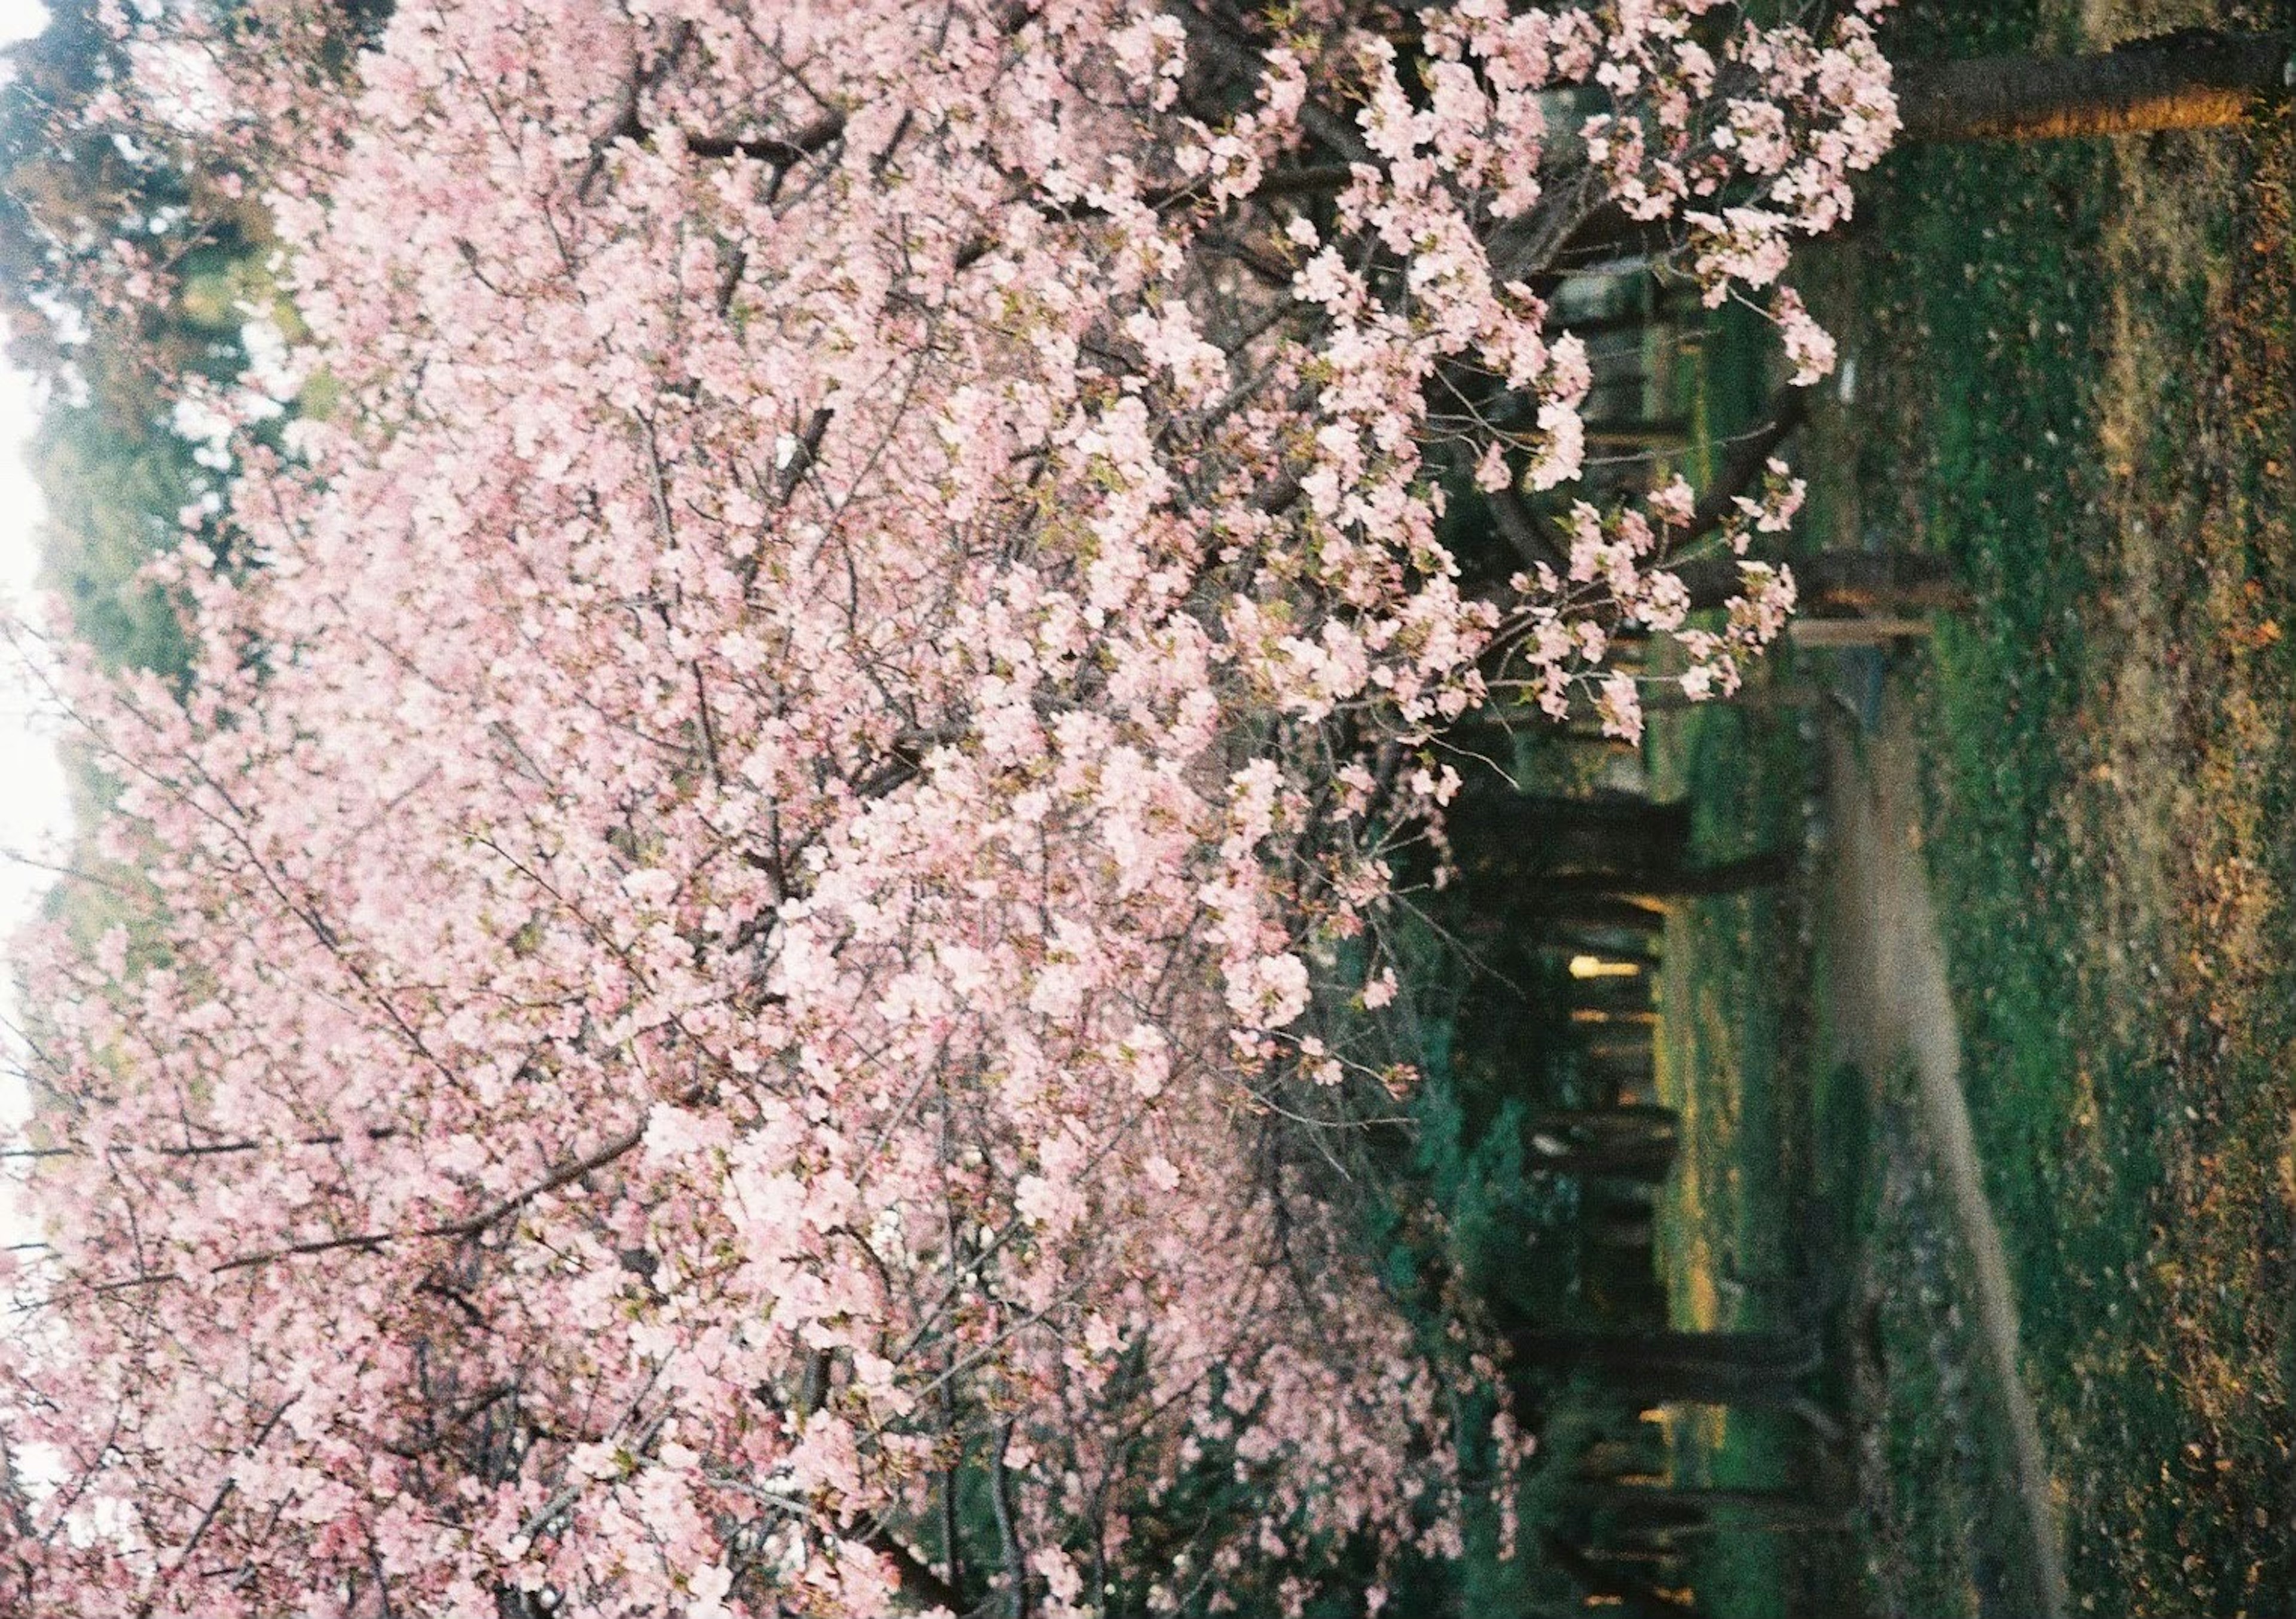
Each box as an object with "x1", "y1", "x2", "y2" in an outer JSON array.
[
  {"x1": 179, "y1": 1086, "x2": 704, "y2": 1284},
  {"x1": 990, "y1": 1419, "x2": 1030, "y2": 1619},
  {"x1": 1539, "y1": 1531, "x2": 1720, "y2": 1619},
  {"x1": 1683, "y1": 391, "x2": 1806, "y2": 545},
  {"x1": 859, "y1": 1524, "x2": 969, "y2": 1615},
  {"x1": 1668, "y1": 548, "x2": 1963, "y2": 616},
  {"x1": 683, "y1": 112, "x2": 848, "y2": 166}
]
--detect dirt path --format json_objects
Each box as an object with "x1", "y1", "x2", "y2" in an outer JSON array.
[{"x1": 1821, "y1": 696, "x2": 2071, "y2": 1619}]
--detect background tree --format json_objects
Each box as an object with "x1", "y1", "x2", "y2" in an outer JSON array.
[
  {"x1": 0, "y1": 0, "x2": 334, "y2": 684},
  {"x1": 1898, "y1": 27, "x2": 2296, "y2": 142}
]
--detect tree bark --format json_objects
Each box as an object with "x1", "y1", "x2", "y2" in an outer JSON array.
[
  {"x1": 1539, "y1": 1532, "x2": 1719, "y2": 1619},
  {"x1": 1515, "y1": 1328, "x2": 1840, "y2": 1425},
  {"x1": 1785, "y1": 615, "x2": 1935, "y2": 647},
  {"x1": 1537, "y1": 845, "x2": 1799, "y2": 898},
  {"x1": 1669, "y1": 548, "x2": 1964, "y2": 617},
  {"x1": 1588, "y1": 1483, "x2": 1848, "y2": 1534},
  {"x1": 1448, "y1": 791, "x2": 1693, "y2": 860},
  {"x1": 1584, "y1": 1202, "x2": 1657, "y2": 1248},
  {"x1": 859, "y1": 1525, "x2": 969, "y2": 1615},
  {"x1": 1547, "y1": 923, "x2": 1663, "y2": 963},
  {"x1": 1544, "y1": 894, "x2": 1670, "y2": 938},
  {"x1": 1685, "y1": 392, "x2": 1806, "y2": 545},
  {"x1": 1585, "y1": 417, "x2": 1691, "y2": 452},
  {"x1": 1445, "y1": 786, "x2": 1794, "y2": 896},
  {"x1": 1568, "y1": 970, "x2": 1660, "y2": 1017},
  {"x1": 1515, "y1": 1328, "x2": 1821, "y2": 1374},
  {"x1": 1528, "y1": 1104, "x2": 1678, "y2": 1138},
  {"x1": 1899, "y1": 30, "x2": 2296, "y2": 143}
]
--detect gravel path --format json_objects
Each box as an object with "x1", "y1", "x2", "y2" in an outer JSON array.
[{"x1": 1822, "y1": 696, "x2": 2071, "y2": 1619}]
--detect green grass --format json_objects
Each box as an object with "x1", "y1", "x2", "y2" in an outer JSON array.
[
  {"x1": 1517, "y1": 13, "x2": 2296, "y2": 1605},
  {"x1": 1849, "y1": 1068, "x2": 2042, "y2": 1619},
  {"x1": 1817, "y1": 2, "x2": 2296, "y2": 1611},
  {"x1": 1862, "y1": 86, "x2": 2123, "y2": 1323},
  {"x1": 1601, "y1": 5, "x2": 2296, "y2": 1612}
]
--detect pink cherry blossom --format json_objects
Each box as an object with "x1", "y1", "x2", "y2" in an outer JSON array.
[{"x1": 0, "y1": 2, "x2": 1893, "y2": 1613}]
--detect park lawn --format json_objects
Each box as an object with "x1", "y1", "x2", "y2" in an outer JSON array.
[
  {"x1": 1823, "y1": 0, "x2": 2296, "y2": 1610},
  {"x1": 1654, "y1": 3, "x2": 2296, "y2": 1610},
  {"x1": 1571, "y1": 7, "x2": 2296, "y2": 1607}
]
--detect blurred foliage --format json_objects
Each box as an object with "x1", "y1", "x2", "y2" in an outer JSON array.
[{"x1": 0, "y1": 0, "x2": 353, "y2": 686}]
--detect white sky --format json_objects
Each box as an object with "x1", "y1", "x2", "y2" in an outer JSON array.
[{"x1": 1, "y1": 0, "x2": 63, "y2": 1159}]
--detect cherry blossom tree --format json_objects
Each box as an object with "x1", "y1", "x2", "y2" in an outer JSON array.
[{"x1": 0, "y1": 3, "x2": 1894, "y2": 1615}]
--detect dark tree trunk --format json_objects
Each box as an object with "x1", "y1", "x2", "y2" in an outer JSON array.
[
  {"x1": 1515, "y1": 1328, "x2": 1836, "y2": 1423},
  {"x1": 1589, "y1": 1484, "x2": 1848, "y2": 1534},
  {"x1": 1577, "y1": 1056, "x2": 1657, "y2": 1108},
  {"x1": 1580, "y1": 1030, "x2": 1656, "y2": 1072},
  {"x1": 1526, "y1": 1105, "x2": 1680, "y2": 1184},
  {"x1": 1684, "y1": 392, "x2": 1807, "y2": 545},
  {"x1": 1585, "y1": 418, "x2": 1691, "y2": 452},
  {"x1": 1546, "y1": 922, "x2": 1663, "y2": 962},
  {"x1": 1570, "y1": 963, "x2": 1657, "y2": 1004},
  {"x1": 1540, "y1": 1532, "x2": 1719, "y2": 1619},
  {"x1": 1584, "y1": 1202, "x2": 1657, "y2": 1248},
  {"x1": 1448, "y1": 791, "x2": 1694, "y2": 866},
  {"x1": 1549, "y1": 893, "x2": 1669, "y2": 936},
  {"x1": 1445, "y1": 786, "x2": 1794, "y2": 896},
  {"x1": 1537, "y1": 845, "x2": 1799, "y2": 898},
  {"x1": 1574, "y1": 1005, "x2": 1658, "y2": 1029},
  {"x1": 1515, "y1": 1328, "x2": 1821, "y2": 1375},
  {"x1": 1580, "y1": 1434, "x2": 1669, "y2": 1485},
  {"x1": 1530, "y1": 1103, "x2": 1679, "y2": 1130},
  {"x1": 1669, "y1": 548, "x2": 1965, "y2": 616},
  {"x1": 1899, "y1": 30, "x2": 2296, "y2": 143}
]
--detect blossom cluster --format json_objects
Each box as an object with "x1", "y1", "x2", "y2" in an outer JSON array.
[{"x1": 1, "y1": 3, "x2": 1892, "y2": 1615}]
